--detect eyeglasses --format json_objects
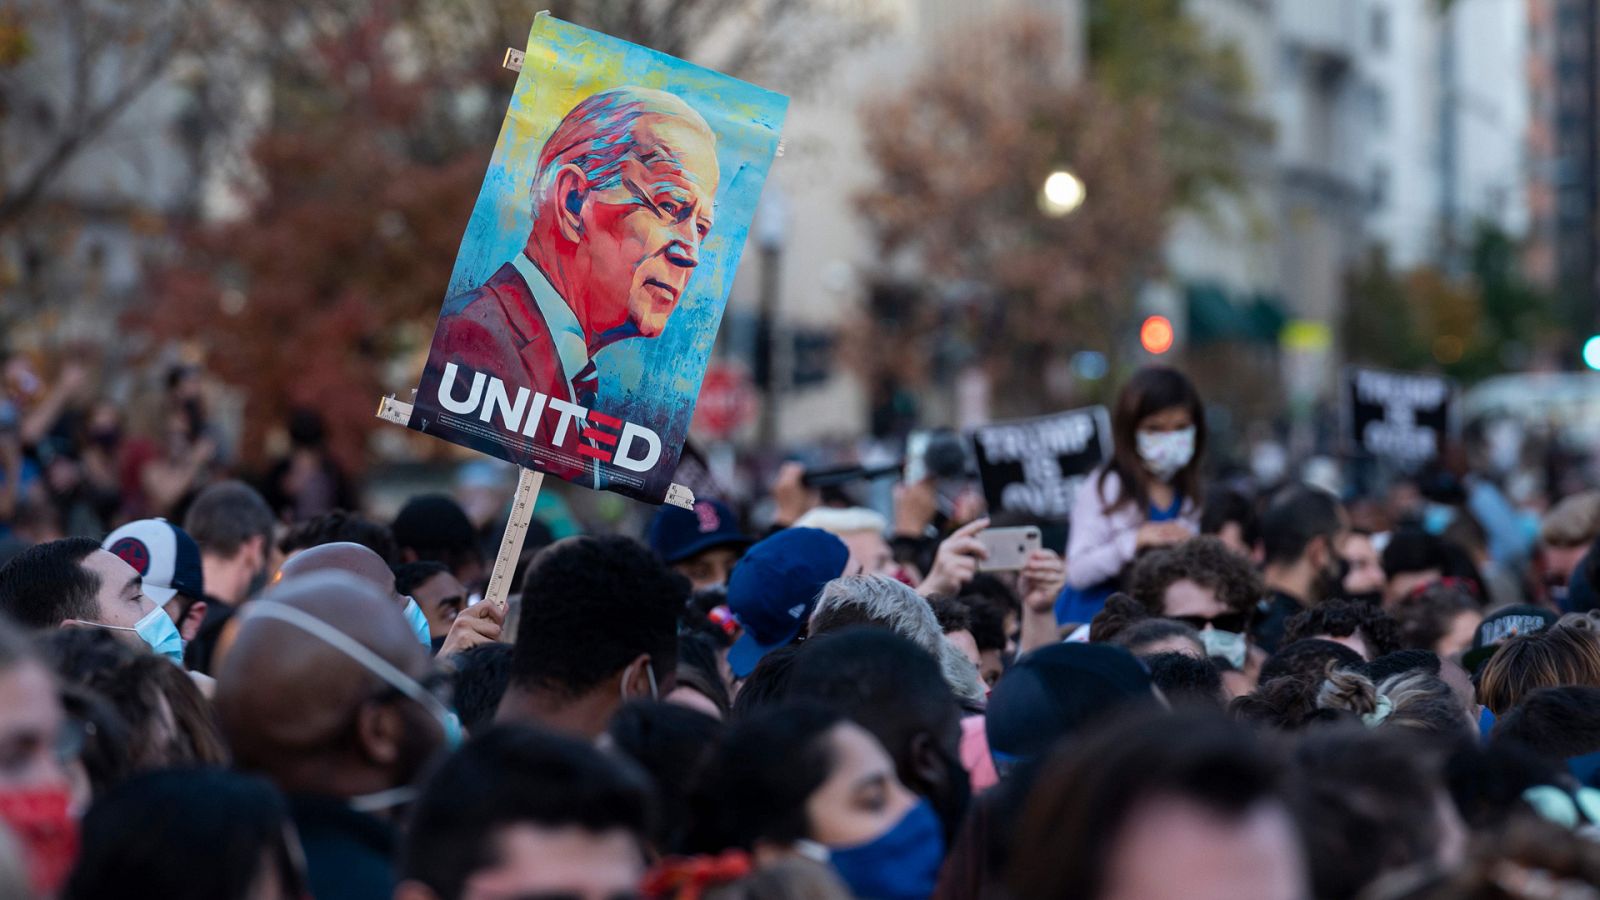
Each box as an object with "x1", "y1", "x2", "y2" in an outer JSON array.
[{"x1": 1170, "y1": 612, "x2": 1250, "y2": 633}]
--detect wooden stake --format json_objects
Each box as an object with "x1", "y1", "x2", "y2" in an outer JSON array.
[{"x1": 483, "y1": 467, "x2": 544, "y2": 612}]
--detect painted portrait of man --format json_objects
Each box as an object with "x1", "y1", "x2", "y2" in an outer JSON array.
[
  {"x1": 424, "y1": 87, "x2": 720, "y2": 413},
  {"x1": 409, "y1": 12, "x2": 785, "y2": 504}
]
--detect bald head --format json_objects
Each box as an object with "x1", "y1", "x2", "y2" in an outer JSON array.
[
  {"x1": 278, "y1": 542, "x2": 398, "y2": 600},
  {"x1": 214, "y1": 572, "x2": 434, "y2": 795}
]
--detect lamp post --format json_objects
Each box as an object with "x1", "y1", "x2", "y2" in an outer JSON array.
[{"x1": 755, "y1": 188, "x2": 789, "y2": 450}]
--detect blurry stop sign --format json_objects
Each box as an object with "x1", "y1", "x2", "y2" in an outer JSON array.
[{"x1": 695, "y1": 364, "x2": 756, "y2": 439}]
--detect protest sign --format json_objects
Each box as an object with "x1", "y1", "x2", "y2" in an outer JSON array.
[
  {"x1": 971, "y1": 407, "x2": 1111, "y2": 520},
  {"x1": 408, "y1": 13, "x2": 788, "y2": 505},
  {"x1": 1342, "y1": 367, "x2": 1456, "y2": 466}
]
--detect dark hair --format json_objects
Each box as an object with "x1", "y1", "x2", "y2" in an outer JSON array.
[
  {"x1": 513, "y1": 537, "x2": 687, "y2": 697},
  {"x1": 730, "y1": 644, "x2": 801, "y2": 720},
  {"x1": 58, "y1": 683, "x2": 133, "y2": 800},
  {"x1": 183, "y1": 481, "x2": 275, "y2": 557},
  {"x1": 687, "y1": 704, "x2": 844, "y2": 853},
  {"x1": 1130, "y1": 537, "x2": 1264, "y2": 620},
  {"x1": 184, "y1": 601, "x2": 234, "y2": 676},
  {"x1": 1088, "y1": 592, "x2": 1151, "y2": 643},
  {"x1": 786, "y1": 629, "x2": 964, "y2": 830},
  {"x1": 1259, "y1": 485, "x2": 1343, "y2": 567},
  {"x1": 1361, "y1": 649, "x2": 1442, "y2": 684},
  {"x1": 1115, "y1": 618, "x2": 1205, "y2": 658},
  {"x1": 278, "y1": 510, "x2": 398, "y2": 563},
  {"x1": 928, "y1": 596, "x2": 971, "y2": 634},
  {"x1": 1283, "y1": 599, "x2": 1402, "y2": 659},
  {"x1": 960, "y1": 574, "x2": 1020, "y2": 618},
  {"x1": 1099, "y1": 366, "x2": 1206, "y2": 513},
  {"x1": 1289, "y1": 727, "x2": 1455, "y2": 900},
  {"x1": 1229, "y1": 674, "x2": 1328, "y2": 730},
  {"x1": 391, "y1": 495, "x2": 482, "y2": 575},
  {"x1": 677, "y1": 630, "x2": 732, "y2": 717},
  {"x1": 1200, "y1": 487, "x2": 1259, "y2": 549},
  {"x1": 1381, "y1": 529, "x2": 1449, "y2": 580},
  {"x1": 1391, "y1": 581, "x2": 1479, "y2": 654},
  {"x1": 37, "y1": 628, "x2": 210, "y2": 768},
  {"x1": 1258, "y1": 638, "x2": 1364, "y2": 685},
  {"x1": 1492, "y1": 686, "x2": 1600, "y2": 761},
  {"x1": 1364, "y1": 817, "x2": 1600, "y2": 900},
  {"x1": 1145, "y1": 652, "x2": 1224, "y2": 708},
  {"x1": 1008, "y1": 711, "x2": 1284, "y2": 900},
  {"x1": 393, "y1": 560, "x2": 451, "y2": 596},
  {"x1": 64, "y1": 769, "x2": 305, "y2": 900},
  {"x1": 401, "y1": 725, "x2": 653, "y2": 900},
  {"x1": 608, "y1": 700, "x2": 723, "y2": 854},
  {"x1": 958, "y1": 596, "x2": 1007, "y2": 653},
  {"x1": 0, "y1": 537, "x2": 103, "y2": 628},
  {"x1": 447, "y1": 642, "x2": 514, "y2": 736}
]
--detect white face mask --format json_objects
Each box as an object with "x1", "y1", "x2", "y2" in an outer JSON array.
[{"x1": 1137, "y1": 426, "x2": 1196, "y2": 481}]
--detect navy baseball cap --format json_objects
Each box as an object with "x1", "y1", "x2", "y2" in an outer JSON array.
[
  {"x1": 647, "y1": 498, "x2": 753, "y2": 565},
  {"x1": 986, "y1": 643, "x2": 1157, "y2": 769},
  {"x1": 726, "y1": 528, "x2": 850, "y2": 678},
  {"x1": 102, "y1": 518, "x2": 205, "y2": 606}
]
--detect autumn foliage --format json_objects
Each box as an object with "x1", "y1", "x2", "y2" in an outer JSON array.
[
  {"x1": 143, "y1": 10, "x2": 492, "y2": 469},
  {"x1": 855, "y1": 13, "x2": 1171, "y2": 414}
]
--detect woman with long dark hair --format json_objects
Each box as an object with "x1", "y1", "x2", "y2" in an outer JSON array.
[{"x1": 1058, "y1": 367, "x2": 1207, "y2": 625}]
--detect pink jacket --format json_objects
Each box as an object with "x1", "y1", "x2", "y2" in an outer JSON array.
[{"x1": 1065, "y1": 467, "x2": 1200, "y2": 589}]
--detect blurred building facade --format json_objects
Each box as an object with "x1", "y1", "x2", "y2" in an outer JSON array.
[{"x1": 1167, "y1": 0, "x2": 1532, "y2": 411}]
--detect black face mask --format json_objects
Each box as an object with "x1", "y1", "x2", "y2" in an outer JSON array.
[{"x1": 1314, "y1": 553, "x2": 1351, "y2": 606}]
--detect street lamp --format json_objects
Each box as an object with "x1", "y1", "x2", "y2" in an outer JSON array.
[{"x1": 1039, "y1": 169, "x2": 1086, "y2": 217}]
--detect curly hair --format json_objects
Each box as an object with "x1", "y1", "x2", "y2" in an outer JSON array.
[
  {"x1": 1130, "y1": 536, "x2": 1265, "y2": 619},
  {"x1": 1088, "y1": 592, "x2": 1151, "y2": 643},
  {"x1": 1283, "y1": 599, "x2": 1402, "y2": 659},
  {"x1": 1390, "y1": 581, "x2": 1479, "y2": 654},
  {"x1": 513, "y1": 536, "x2": 689, "y2": 698}
]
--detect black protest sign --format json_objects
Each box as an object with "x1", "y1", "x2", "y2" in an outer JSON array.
[
  {"x1": 1343, "y1": 367, "x2": 1456, "y2": 466},
  {"x1": 971, "y1": 407, "x2": 1111, "y2": 520}
]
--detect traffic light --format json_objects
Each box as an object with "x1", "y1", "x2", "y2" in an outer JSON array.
[{"x1": 1140, "y1": 315, "x2": 1175, "y2": 355}]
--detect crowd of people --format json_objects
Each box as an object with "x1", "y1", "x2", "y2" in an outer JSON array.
[{"x1": 3, "y1": 358, "x2": 1600, "y2": 898}]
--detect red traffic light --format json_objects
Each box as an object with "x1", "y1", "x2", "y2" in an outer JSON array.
[{"x1": 1140, "y1": 315, "x2": 1174, "y2": 355}]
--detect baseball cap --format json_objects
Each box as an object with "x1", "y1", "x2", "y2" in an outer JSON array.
[
  {"x1": 102, "y1": 518, "x2": 204, "y2": 606},
  {"x1": 1462, "y1": 604, "x2": 1559, "y2": 674},
  {"x1": 725, "y1": 528, "x2": 849, "y2": 678},
  {"x1": 986, "y1": 643, "x2": 1158, "y2": 769},
  {"x1": 647, "y1": 498, "x2": 753, "y2": 565}
]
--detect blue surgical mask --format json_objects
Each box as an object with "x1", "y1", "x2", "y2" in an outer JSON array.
[
  {"x1": 828, "y1": 799, "x2": 945, "y2": 900},
  {"x1": 1200, "y1": 627, "x2": 1248, "y2": 670},
  {"x1": 402, "y1": 597, "x2": 432, "y2": 649},
  {"x1": 71, "y1": 606, "x2": 186, "y2": 667}
]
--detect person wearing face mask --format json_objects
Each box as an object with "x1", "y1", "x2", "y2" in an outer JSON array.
[
  {"x1": 497, "y1": 536, "x2": 689, "y2": 739},
  {"x1": 1253, "y1": 484, "x2": 1349, "y2": 654},
  {"x1": 1060, "y1": 367, "x2": 1207, "y2": 625},
  {"x1": 214, "y1": 571, "x2": 456, "y2": 900},
  {"x1": 0, "y1": 538, "x2": 183, "y2": 665},
  {"x1": 787, "y1": 629, "x2": 972, "y2": 848},
  {"x1": 0, "y1": 619, "x2": 78, "y2": 897},
  {"x1": 1130, "y1": 537, "x2": 1264, "y2": 681},
  {"x1": 689, "y1": 704, "x2": 945, "y2": 900}
]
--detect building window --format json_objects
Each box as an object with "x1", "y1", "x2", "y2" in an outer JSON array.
[
  {"x1": 1370, "y1": 6, "x2": 1389, "y2": 52},
  {"x1": 1371, "y1": 164, "x2": 1390, "y2": 209}
]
